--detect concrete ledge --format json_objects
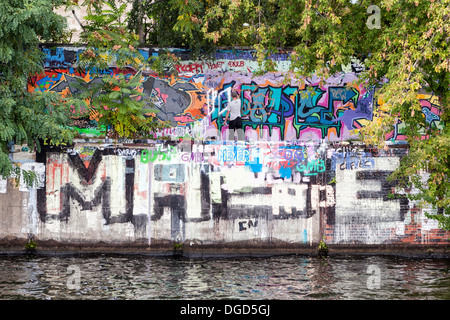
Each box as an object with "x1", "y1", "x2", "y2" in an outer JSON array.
[{"x1": 1, "y1": 238, "x2": 449, "y2": 258}]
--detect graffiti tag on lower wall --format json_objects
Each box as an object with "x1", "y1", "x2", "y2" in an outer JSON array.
[{"x1": 3, "y1": 140, "x2": 440, "y2": 246}]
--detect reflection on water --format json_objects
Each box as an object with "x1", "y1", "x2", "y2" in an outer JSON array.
[{"x1": 0, "y1": 254, "x2": 448, "y2": 300}]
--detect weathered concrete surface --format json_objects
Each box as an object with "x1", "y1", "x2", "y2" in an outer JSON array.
[{"x1": 0, "y1": 140, "x2": 449, "y2": 258}]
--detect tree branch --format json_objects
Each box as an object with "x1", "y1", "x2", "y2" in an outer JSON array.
[{"x1": 72, "y1": 9, "x2": 85, "y2": 32}]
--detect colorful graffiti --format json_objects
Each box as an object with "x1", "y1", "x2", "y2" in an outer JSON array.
[
  {"x1": 206, "y1": 78, "x2": 374, "y2": 140},
  {"x1": 30, "y1": 46, "x2": 441, "y2": 143}
]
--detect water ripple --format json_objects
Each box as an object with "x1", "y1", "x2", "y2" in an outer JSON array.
[{"x1": 0, "y1": 255, "x2": 448, "y2": 300}]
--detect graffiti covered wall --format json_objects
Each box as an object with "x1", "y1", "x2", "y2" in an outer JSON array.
[
  {"x1": 1, "y1": 140, "x2": 449, "y2": 251},
  {"x1": 0, "y1": 46, "x2": 446, "y2": 252},
  {"x1": 31, "y1": 46, "x2": 443, "y2": 143}
]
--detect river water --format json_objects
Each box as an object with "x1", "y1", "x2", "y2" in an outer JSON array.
[{"x1": 0, "y1": 254, "x2": 448, "y2": 300}]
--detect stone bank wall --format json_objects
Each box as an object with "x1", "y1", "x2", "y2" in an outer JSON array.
[{"x1": 1, "y1": 140, "x2": 449, "y2": 255}]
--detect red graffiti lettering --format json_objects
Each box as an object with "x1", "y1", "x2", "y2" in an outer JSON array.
[
  {"x1": 206, "y1": 61, "x2": 225, "y2": 70},
  {"x1": 228, "y1": 61, "x2": 245, "y2": 68},
  {"x1": 175, "y1": 63, "x2": 203, "y2": 74}
]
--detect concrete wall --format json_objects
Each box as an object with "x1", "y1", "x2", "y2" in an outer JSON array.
[
  {"x1": 1, "y1": 140, "x2": 449, "y2": 253},
  {"x1": 2, "y1": 46, "x2": 446, "y2": 254}
]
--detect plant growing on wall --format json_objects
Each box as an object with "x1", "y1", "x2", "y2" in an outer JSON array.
[
  {"x1": 318, "y1": 238, "x2": 328, "y2": 256},
  {"x1": 68, "y1": 0, "x2": 169, "y2": 140},
  {"x1": 24, "y1": 235, "x2": 37, "y2": 255}
]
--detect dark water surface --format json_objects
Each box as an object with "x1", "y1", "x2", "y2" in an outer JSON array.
[{"x1": 0, "y1": 254, "x2": 448, "y2": 300}]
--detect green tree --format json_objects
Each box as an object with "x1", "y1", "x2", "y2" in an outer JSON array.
[
  {"x1": 127, "y1": 0, "x2": 304, "y2": 64},
  {"x1": 0, "y1": 0, "x2": 76, "y2": 185},
  {"x1": 128, "y1": 0, "x2": 216, "y2": 57},
  {"x1": 200, "y1": 0, "x2": 304, "y2": 68},
  {"x1": 68, "y1": 0, "x2": 168, "y2": 139}
]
